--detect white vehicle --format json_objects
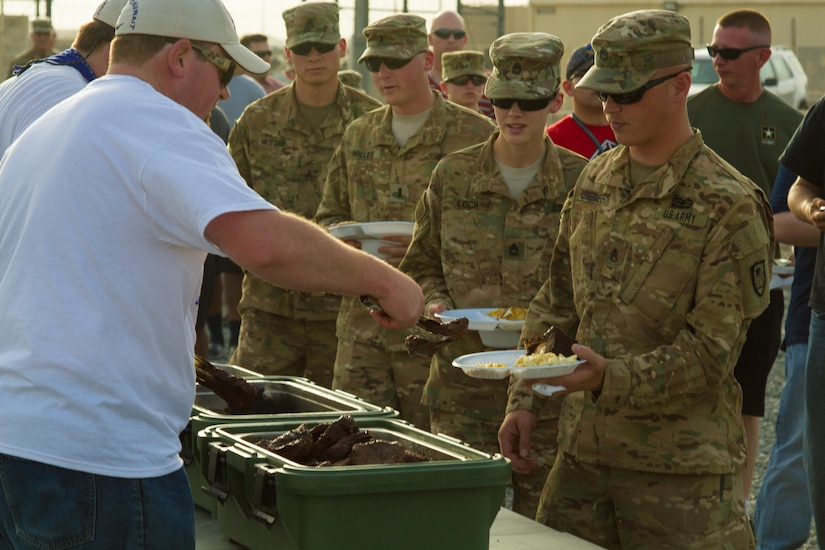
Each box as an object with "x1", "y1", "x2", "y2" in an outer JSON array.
[{"x1": 689, "y1": 46, "x2": 809, "y2": 109}]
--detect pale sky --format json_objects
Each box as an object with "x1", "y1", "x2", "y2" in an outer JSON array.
[{"x1": 42, "y1": 0, "x2": 467, "y2": 46}]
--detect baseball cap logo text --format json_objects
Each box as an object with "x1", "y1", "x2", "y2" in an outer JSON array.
[{"x1": 128, "y1": 0, "x2": 138, "y2": 30}]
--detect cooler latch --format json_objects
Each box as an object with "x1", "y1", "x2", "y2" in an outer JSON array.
[
  {"x1": 251, "y1": 464, "x2": 279, "y2": 525},
  {"x1": 202, "y1": 442, "x2": 230, "y2": 502}
]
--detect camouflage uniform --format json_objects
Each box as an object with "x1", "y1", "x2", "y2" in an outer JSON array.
[
  {"x1": 228, "y1": 3, "x2": 381, "y2": 386},
  {"x1": 315, "y1": 14, "x2": 495, "y2": 430},
  {"x1": 401, "y1": 33, "x2": 586, "y2": 519},
  {"x1": 507, "y1": 11, "x2": 772, "y2": 548},
  {"x1": 337, "y1": 69, "x2": 363, "y2": 91}
]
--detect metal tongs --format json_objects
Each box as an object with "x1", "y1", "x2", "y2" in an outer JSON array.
[
  {"x1": 359, "y1": 295, "x2": 470, "y2": 358},
  {"x1": 360, "y1": 295, "x2": 448, "y2": 343}
]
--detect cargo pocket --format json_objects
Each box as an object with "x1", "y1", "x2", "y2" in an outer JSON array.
[
  {"x1": 0, "y1": 454, "x2": 95, "y2": 548},
  {"x1": 617, "y1": 228, "x2": 699, "y2": 327}
]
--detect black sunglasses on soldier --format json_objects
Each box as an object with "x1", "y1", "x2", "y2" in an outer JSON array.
[
  {"x1": 448, "y1": 75, "x2": 486, "y2": 86},
  {"x1": 490, "y1": 96, "x2": 553, "y2": 112},
  {"x1": 706, "y1": 44, "x2": 769, "y2": 61},
  {"x1": 291, "y1": 42, "x2": 336, "y2": 56},
  {"x1": 363, "y1": 56, "x2": 415, "y2": 73},
  {"x1": 596, "y1": 68, "x2": 690, "y2": 105}
]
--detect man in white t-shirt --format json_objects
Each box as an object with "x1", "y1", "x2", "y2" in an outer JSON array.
[
  {"x1": 0, "y1": 0, "x2": 423, "y2": 547},
  {"x1": 0, "y1": 0, "x2": 126, "y2": 155}
]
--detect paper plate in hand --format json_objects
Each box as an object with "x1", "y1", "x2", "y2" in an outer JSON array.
[
  {"x1": 437, "y1": 308, "x2": 525, "y2": 348},
  {"x1": 773, "y1": 260, "x2": 794, "y2": 276},
  {"x1": 452, "y1": 350, "x2": 525, "y2": 380},
  {"x1": 511, "y1": 359, "x2": 585, "y2": 380},
  {"x1": 328, "y1": 221, "x2": 414, "y2": 241},
  {"x1": 435, "y1": 308, "x2": 525, "y2": 332},
  {"x1": 358, "y1": 239, "x2": 398, "y2": 259}
]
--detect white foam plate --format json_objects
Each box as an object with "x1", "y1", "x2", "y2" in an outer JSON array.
[
  {"x1": 511, "y1": 360, "x2": 585, "y2": 380},
  {"x1": 328, "y1": 221, "x2": 414, "y2": 241},
  {"x1": 358, "y1": 239, "x2": 399, "y2": 259},
  {"x1": 451, "y1": 350, "x2": 525, "y2": 379},
  {"x1": 436, "y1": 308, "x2": 525, "y2": 332},
  {"x1": 772, "y1": 263, "x2": 794, "y2": 276}
]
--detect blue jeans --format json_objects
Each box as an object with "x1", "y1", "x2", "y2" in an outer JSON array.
[
  {"x1": 753, "y1": 343, "x2": 812, "y2": 549},
  {"x1": 806, "y1": 310, "x2": 825, "y2": 543},
  {"x1": 0, "y1": 454, "x2": 194, "y2": 550}
]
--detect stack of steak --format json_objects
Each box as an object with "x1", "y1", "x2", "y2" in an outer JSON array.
[{"x1": 257, "y1": 415, "x2": 427, "y2": 467}]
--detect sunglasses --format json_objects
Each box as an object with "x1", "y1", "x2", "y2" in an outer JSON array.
[
  {"x1": 290, "y1": 42, "x2": 337, "y2": 56},
  {"x1": 596, "y1": 67, "x2": 691, "y2": 105},
  {"x1": 189, "y1": 43, "x2": 236, "y2": 88},
  {"x1": 489, "y1": 96, "x2": 553, "y2": 112},
  {"x1": 706, "y1": 44, "x2": 769, "y2": 61},
  {"x1": 447, "y1": 75, "x2": 486, "y2": 86},
  {"x1": 363, "y1": 56, "x2": 416, "y2": 73},
  {"x1": 432, "y1": 28, "x2": 466, "y2": 40},
  {"x1": 254, "y1": 50, "x2": 272, "y2": 59}
]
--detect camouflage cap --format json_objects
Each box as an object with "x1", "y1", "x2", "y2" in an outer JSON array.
[
  {"x1": 442, "y1": 50, "x2": 487, "y2": 82},
  {"x1": 484, "y1": 32, "x2": 564, "y2": 100},
  {"x1": 577, "y1": 9, "x2": 693, "y2": 94},
  {"x1": 283, "y1": 2, "x2": 340, "y2": 49},
  {"x1": 357, "y1": 14, "x2": 428, "y2": 62},
  {"x1": 30, "y1": 18, "x2": 54, "y2": 34},
  {"x1": 338, "y1": 69, "x2": 363, "y2": 89}
]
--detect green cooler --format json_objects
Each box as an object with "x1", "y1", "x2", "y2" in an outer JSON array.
[{"x1": 197, "y1": 417, "x2": 511, "y2": 550}]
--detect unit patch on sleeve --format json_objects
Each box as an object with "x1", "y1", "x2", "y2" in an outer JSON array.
[{"x1": 751, "y1": 260, "x2": 767, "y2": 296}]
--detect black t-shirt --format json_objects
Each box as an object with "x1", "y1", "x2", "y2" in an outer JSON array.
[{"x1": 781, "y1": 97, "x2": 825, "y2": 312}]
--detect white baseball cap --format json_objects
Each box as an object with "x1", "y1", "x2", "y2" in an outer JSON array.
[
  {"x1": 93, "y1": 0, "x2": 128, "y2": 28},
  {"x1": 115, "y1": 0, "x2": 270, "y2": 74}
]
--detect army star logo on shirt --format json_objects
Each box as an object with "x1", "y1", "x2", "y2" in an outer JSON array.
[{"x1": 762, "y1": 126, "x2": 776, "y2": 145}]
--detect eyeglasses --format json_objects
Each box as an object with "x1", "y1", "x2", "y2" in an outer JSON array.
[
  {"x1": 596, "y1": 67, "x2": 691, "y2": 105},
  {"x1": 189, "y1": 43, "x2": 236, "y2": 88},
  {"x1": 290, "y1": 42, "x2": 337, "y2": 56},
  {"x1": 254, "y1": 50, "x2": 272, "y2": 59},
  {"x1": 432, "y1": 28, "x2": 466, "y2": 40},
  {"x1": 447, "y1": 75, "x2": 487, "y2": 86},
  {"x1": 489, "y1": 95, "x2": 554, "y2": 112},
  {"x1": 363, "y1": 56, "x2": 416, "y2": 73},
  {"x1": 706, "y1": 44, "x2": 769, "y2": 61}
]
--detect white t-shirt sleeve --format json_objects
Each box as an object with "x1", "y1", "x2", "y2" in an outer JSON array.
[{"x1": 140, "y1": 129, "x2": 277, "y2": 256}]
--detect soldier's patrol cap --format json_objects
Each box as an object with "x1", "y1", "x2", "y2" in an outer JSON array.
[
  {"x1": 283, "y1": 2, "x2": 340, "y2": 48},
  {"x1": 442, "y1": 50, "x2": 486, "y2": 82},
  {"x1": 338, "y1": 69, "x2": 363, "y2": 89},
  {"x1": 566, "y1": 44, "x2": 594, "y2": 80},
  {"x1": 577, "y1": 9, "x2": 693, "y2": 94},
  {"x1": 31, "y1": 18, "x2": 54, "y2": 34},
  {"x1": 485, "y1": 32, "x2": 564, "y2": 100},
  {"x1": 357, "y1": 14, "x2": 429, "y2": 62}
]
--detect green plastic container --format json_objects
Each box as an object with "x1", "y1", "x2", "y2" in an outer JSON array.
[
  {"x1": 197, "y1": 418, "x2": 511, "y2": 550},
  {"x1": 182, "y1": 372, "x2": 396, "y2": 516}
]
